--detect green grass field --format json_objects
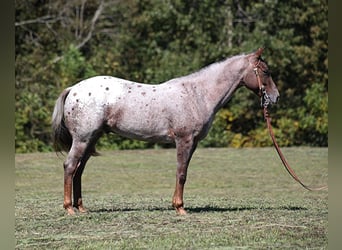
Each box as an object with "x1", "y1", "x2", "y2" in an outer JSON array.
[{"x1": 15, "y1": 147, "x2": 328, "y2": 249}]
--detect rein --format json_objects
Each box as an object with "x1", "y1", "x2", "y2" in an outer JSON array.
[{"x1": 253, "y1": 65, "x2": 327, "y2": 191}]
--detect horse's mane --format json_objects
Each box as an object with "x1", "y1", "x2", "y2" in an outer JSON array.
[
  {"x1": 183, "y1": 54, "x2": 247, "y2": 80},
  {"x1": 162, "y1": 53, "x2": 247, "y2": 85}
]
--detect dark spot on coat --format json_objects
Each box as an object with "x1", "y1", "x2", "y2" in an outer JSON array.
[
  {"x1": 137, "y1": 85, "x2": 142, "y2": 88},
  {"x1": 106, "y1": 87, "x2": 109, "y2": 91},
  {"x1": 141, "y1": 92, "x2": 146, "y2": 96},
  {"x1": 76, "y1": 99, "x2": 79, "y2": 102},
  {"x1": 128, "y1": 91, "x2": 131, "y2": 93},
  {"x1": 88, "y1": 92, "x2": 91, "y2": 96},
  {"x1": 73, "y1": 92, "x2": 77, "y2": 96},
  {"x1": 153, "y1": 89, "x2": 156, "y2": 92}
]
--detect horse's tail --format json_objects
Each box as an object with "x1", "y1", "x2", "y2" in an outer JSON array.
[{"x1": 52, "y1": 87, "x2": 72, "y2": 153}]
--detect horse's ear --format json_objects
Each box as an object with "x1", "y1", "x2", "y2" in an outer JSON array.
[
  {"x1": 255, "y1": 47, "x2": 264, "y2": 57},
  {"x1": 248, "y1": 47, "x2": 264, "y2": 64}
]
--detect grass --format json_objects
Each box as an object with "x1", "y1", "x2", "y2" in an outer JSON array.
[{"x1": 15, "y1": 147, "x2": 328, "y2": 249}]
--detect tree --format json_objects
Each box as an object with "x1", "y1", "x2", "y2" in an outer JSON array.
[{"x1": 15, "y1": 0, "x2": 328, "y2": 152}]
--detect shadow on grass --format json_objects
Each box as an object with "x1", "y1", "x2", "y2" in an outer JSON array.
[
  {"x1": 91, "y1": 205, "x2": 307, "y2": 214},
  {"x1": 187, "y1": 205, "x2": 307, "y2": 213}
]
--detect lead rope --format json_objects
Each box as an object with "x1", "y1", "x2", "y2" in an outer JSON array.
[{"x1": 254, "y1": 66, "x2": 327, "y2": 191}]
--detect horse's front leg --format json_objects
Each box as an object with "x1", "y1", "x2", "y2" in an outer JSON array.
[{"x1": 172, "y1": 135, "x2": 197, "y2": 215}]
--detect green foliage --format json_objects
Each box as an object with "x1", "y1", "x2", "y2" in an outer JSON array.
[
  {"x1": 200, "y1": 109, "x2": 233, "y2": 148},
  {"x1": 58, "y1": 45, "x2": 97, "y2": 88},
  {"x1": 15, "y1": 89, "x2": 53, "y2": 153},
  {"x1": 297, "y1": 82, "x2": 328, "y2": 146},
  {"x1": 97, "y1": 133, "x2": 149, "y2": 150},
  {"x1": 15, "y1": 0, "x2": 328, "y2": 152}
]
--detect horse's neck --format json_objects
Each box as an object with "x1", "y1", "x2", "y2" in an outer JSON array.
[{"x1": 194, "y1": 56, "x2": 247, "y2": 113}]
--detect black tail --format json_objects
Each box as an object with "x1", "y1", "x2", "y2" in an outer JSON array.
[{"x1": 51, "y1": 88, "x2": 72, "y2": 153}]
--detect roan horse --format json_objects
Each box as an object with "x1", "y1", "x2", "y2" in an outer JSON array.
[{"x1": 52, "y1": 48, "x2": 279, "y2": 215}]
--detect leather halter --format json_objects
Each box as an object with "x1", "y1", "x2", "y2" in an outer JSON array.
[{"x1": 253, "y1": 62, "x2": 327, "y2": 191}]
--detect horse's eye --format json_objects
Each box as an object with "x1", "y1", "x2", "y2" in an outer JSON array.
[{"x1": 263, "y1": 70, "x2": 271, "y2": 76}]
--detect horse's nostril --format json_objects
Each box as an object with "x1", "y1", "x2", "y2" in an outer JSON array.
[{"x1": 276, "y1": 96, "x2": 280, "y2": 102}]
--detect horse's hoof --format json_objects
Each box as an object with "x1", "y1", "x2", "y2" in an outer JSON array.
[
  {"x1": 66, "y1": 207, "x2": 76, "y2": 215},
  {"x1": 78, "y1": 206, "x2": 88, "y2": 213},
  {"x1": 176, "y1": 207, "x2": 187, "y2": 215}
]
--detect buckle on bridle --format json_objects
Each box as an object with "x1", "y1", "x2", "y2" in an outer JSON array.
[{"x1": 253, "y1": 67, "x2": 259, "y2": 76}]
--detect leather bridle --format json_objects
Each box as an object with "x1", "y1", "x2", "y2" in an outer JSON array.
[
  {"x1": 253, "y1": 62, "x2": 271, "y2": 109},
  {"x1": 253, "y1": 62, "x2": 327, "y2": 191}
]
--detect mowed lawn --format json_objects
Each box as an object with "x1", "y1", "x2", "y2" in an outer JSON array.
[{"x1": 15, "y1": 147, "x2": 328, "y2": 249}]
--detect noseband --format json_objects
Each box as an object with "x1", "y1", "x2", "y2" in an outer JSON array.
[{"x1": 253, "y1": 60, "x2": 327, "y2": 191}]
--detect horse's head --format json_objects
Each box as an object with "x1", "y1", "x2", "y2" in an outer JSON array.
[{"x1": 241, "y1": 48, "x2": 280, "y2": 107}]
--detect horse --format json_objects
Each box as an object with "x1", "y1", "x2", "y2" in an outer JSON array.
[{"x1": 52, "y1": 48, "x2": 279, "y2": 215}]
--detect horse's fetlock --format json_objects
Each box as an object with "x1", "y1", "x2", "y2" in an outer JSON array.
[
  {"x1": 64, "y1": 201, "x2": 72, "y2": 209},
  {"x1": 172, "y1": 199, "x2": 183, "y2": 209}
]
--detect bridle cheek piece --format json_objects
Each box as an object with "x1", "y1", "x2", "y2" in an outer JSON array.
[{"x1": 253, "y1": 66, "x2": 270, "y2": 108}]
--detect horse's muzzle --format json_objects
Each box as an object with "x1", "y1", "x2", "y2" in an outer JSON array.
[{"x1": 261, "y1": 90, "x2": 279, "y2": 108}]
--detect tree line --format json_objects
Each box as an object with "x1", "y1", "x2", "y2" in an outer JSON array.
[{"x1": 15, "y1": 0, "x2": 328, "y2": 153}]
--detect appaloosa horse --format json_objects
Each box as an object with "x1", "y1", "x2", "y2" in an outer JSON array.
[{"x1": 52, "y1": 48, "x2": 279, "y2": 215}]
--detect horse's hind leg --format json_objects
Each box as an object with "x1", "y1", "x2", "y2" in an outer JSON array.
[
  {"x1": 63, "y1": 140, "x2": 88, "y2": 215},
  {"x1": 72, "y1": 152, "x2": 91, "y2": 213},
  {"x1": 172, "y1": 135, "x2": 197, "y2": 215}
]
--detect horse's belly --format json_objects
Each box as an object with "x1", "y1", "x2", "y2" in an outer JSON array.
[{"x1": 111, "y1": 123, "x2": 173, "y2": 143}]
